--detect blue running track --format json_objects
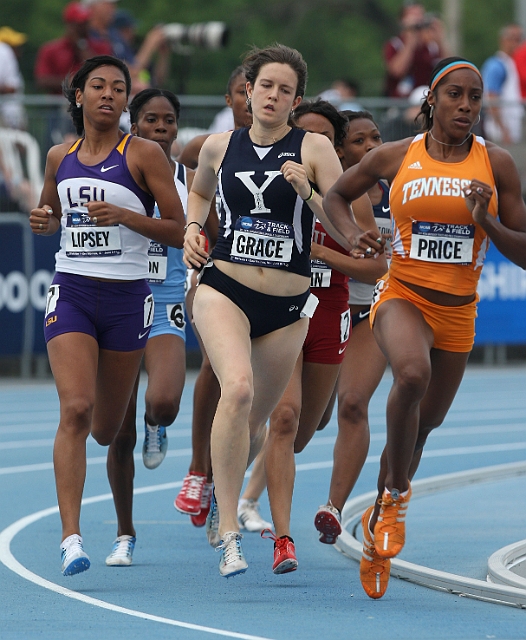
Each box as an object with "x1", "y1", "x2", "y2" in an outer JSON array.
[{"x1": 1, "y1": 365, "x2": 526, "y2": 639}]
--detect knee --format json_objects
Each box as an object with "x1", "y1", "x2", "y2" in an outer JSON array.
[
  {"x1": 146, "y1": 396, "x2": 180, "y2": 427},
  {"x1": 338, "y1": 391, "x2": 368, "y2": 429},
  {"x1": 221, "y1": 376, "x2": 253, "y2": 414},
  {"x1": 415, "y1": 419, "x2": 443, "y2": 451},
  {"x1": 394, "y1": 362, "x2": 431, "y2": 400},
  {"x1": 110, "y1": 427, "x2": 137, "y2": 459},
  {"x1": 59, "y1": 397, "x2": 93, "y2": 435},
  {"x1": 270, "y1": 403, "x2": 300, "y2": 440}
]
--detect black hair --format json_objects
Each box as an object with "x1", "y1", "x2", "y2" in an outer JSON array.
[
  {"x1": 418, "y1": 56, "x2": 483, "y2": 131},
  {"x1": 129, "y1": 88, "x2": 181, "y2": 125},
  {"x1": 293, "y1": 99, "x2": 348, "y2": 148},
  {"x1": 226, "y1": 65, "x2": 246, "y2": 96},
  {"x1": 243, "y1": 43, "x2": 308, "y2": 102},
  {"x1": 63, "y1": 55, "x2": 132, "y2": 135},
  {"x1": 341, "y1": 109, "x2": 378, "y2": 129}
]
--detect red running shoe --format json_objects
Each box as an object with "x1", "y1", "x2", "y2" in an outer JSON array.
[
  {"x1": 261, "y1": 529, "x2": 298, "y2": 574},
  {"x1": 190, "y1": 482, "x2": 213, "y2": 527},
  {"x1": 174, "y1": 472, "x2": 207, "y2": 515}
]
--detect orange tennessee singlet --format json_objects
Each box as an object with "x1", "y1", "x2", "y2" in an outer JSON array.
[{"x1": 388, "y1": 133, "x2": 498, "y2": 296}]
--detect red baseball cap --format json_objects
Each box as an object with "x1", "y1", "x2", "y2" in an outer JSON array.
[{"x1": 63, "y1": 2, "x2": 91, "y2": 24}]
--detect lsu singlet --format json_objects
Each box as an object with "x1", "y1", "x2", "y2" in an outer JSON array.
[
  {"x1": 212, "y1": 127, "x2": 315, "y2": 277},
  {"x1": 147, "y1": 161, "x2": 187, "y2": 294},
  {"x1": 388, "y1": 133, "x2": 498, "y2": 296},
  {"x1": 349, "y1": 180, "x2": 392, "y2": 306},
  {"x1": 55, "y1": 134, "x2": 155, "y2": 280}
]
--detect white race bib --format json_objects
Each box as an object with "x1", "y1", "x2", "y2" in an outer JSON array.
[
  {"x1": 231, "y1": 216, "x2": 293, "y2": 267},
  {"x1": 65, "y1": 209, "x2": 121, "y2": 257},
  {"x1": 310, "y1": 260, "x2": 332, "y2": 288},
  {"x1": 409, "y1": 221, "x2": 474, "y2": 264},
  {"x1": 148, "y1": 241, "x2": 168, "y2": 283}
]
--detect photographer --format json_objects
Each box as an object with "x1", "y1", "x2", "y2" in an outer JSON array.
[{"x1": 383, "y1": 1, "x2": 449, "y2": 98}]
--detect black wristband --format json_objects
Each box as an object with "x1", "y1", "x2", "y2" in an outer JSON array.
[
  {"x1": 303, "y1": 186, "x2": 314, "y2": 202},
  {"x1": 184, "y1": 221, "x2": 203, "y2": 232}
]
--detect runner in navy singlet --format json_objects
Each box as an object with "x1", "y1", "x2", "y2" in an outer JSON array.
[{"x1": 182, "y1": 44, "x2": 383, "y2": 578}]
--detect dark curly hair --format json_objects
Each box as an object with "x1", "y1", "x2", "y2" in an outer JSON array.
[
  {"x1": 129, "y1": 88, "x2": 181, "y2": 126},
  {"x1": 293, "y1": 99, "x2": 348, "y2": 148}
]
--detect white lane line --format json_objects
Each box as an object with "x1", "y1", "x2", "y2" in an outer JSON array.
[
  {"x1": 0, "y1": 483, "x2": 275, "y2": 640},
  {"x1": 3, "y1": 441, "x2": 526, "y2": 476},
  {"x1": 0, "y1": 449, "x2": 193, "y2": 475},
  {"x1": 0, "y1": 430, "x2": 194, "y2": 450}
]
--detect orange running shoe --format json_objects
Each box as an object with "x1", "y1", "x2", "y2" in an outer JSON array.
[
  {"x1": 360, "y1": 506, "x2": 391, "y2": 599},
  {"x1": 374, "y1": 484, "x2": 412, "y2": 559}
]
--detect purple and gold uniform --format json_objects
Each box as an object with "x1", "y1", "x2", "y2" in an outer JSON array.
[{"x1": 44, "y1": 134, "x2": 156, "y2": 351}]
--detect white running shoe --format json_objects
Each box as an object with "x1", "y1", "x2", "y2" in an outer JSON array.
[
  {"x1": 105, "y1": 535, "x2": 136, "y2": 566},
  {"x1": 142, "y1": 422, "x2": 168, "y2": 470},
  {"x1": 217, "y1": 532, "x2": 248, "y2": 578},
  {"x1": 238, "y1": 499, "x2": 272, "y2": 533},
  {"x1": 206, "y1": 488, "x2": 221, "y2": 548},
  {"x1": 60, "y1": 534, "x2": 90, "y2": 576}
]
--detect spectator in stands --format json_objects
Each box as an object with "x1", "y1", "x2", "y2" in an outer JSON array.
[
  {"x1": 85, "y1": 0, "x2": 168, "y2": 91},
  {"x1": 34, "y1": 2, "x2": 111, "y2": 94},
  {"x1": 319, "y1": 79, "x2": 362, "y2": 111},
  {"x1": 482, "y1": 24, "x2": 524, "y2": 145},
  {"x1": 383, "y1": 2, "x2": 448, "y2": 98},
  {"x1": 0, "y1": 26, "x2": 26, "y2": 129}
]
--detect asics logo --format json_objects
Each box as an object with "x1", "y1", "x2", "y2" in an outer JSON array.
[
  {"x1": 101, "y1": 164, "x2": 119, "y2": 173},
  {"x1": 289, "y1": 305, "x2": 299, "y2": 312},
  {"x1": 278, "y1": 152, "x2": 295, "y2": 158}
]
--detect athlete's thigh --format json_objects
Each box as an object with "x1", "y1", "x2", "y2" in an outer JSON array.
[
  {"x1": 339, "y1": 320, "x2": 387, "y2": 402},
  {"x1": 46, "y1": 332, "x2": 99, "y2": 409},
  {"x1": 419, "y1": 348, "x2": 470, "y2": 428},
  {"x1": 144, "y1": 334, "x2": 186, "y2": 404},
  {"x1": 250, "y1": 318, "x2": 309, "y2": 430},
  {"x1": 192, "y1": 283, "x2": 252, "y2": 386},
  {"x1": 373, "y1": 298, "x2": 434, "y2": 372},
  {"x1": 92, "y1": 348, "x2": 145, "y2": 436}
]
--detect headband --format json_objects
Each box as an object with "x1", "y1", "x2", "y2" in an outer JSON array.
[{"x1": 430, "y1": 61, "x2": 482, "y2": 91}]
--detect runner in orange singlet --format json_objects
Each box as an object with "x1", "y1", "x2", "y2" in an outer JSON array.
[{"x1": 324, "y1": 56, "x2": 526, "y2": 599}]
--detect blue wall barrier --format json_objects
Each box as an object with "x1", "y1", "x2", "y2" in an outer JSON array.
[{"x1": 0, "y1": 217, "x2": 525, "y2": 361}]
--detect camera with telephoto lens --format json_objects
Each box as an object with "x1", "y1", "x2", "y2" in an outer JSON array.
[{"x1": 162, "y1": 22, "x2": 229, "y2": 50}]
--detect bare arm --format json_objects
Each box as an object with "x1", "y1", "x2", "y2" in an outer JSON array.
[
  {"x1": 184, "y1": 132, "x2": 230, "y2": 268},
  {"x1": 323, "y1": 140, "x2": 407, "y2": 256},
  {"x1": 87, "y1": 137, "x2": 185, "y2": 248},
  {"x1": 29, "y1": 144, "x2": 69, "y2": 236},
  {"x1": 465, "y1": 145, "x2": 526, "y2": 268},
  {"x1": 186, "y1": 167, "x2": 218, "y2": 249}
]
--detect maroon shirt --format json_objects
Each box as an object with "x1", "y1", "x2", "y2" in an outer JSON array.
[
  {"x1": 35, "y1": 37, "x2": 112, "y2": 94},
  {"x1": 383, "y1": 36, "x2": 441, "y2": 97}
]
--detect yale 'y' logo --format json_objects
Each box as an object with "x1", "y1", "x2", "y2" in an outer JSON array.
[{"x1": 235, "y1": 171, "x2": 281, "y2": 214}]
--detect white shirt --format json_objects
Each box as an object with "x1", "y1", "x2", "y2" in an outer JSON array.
[{"x1": 0, "y1": 42, "x2": 25, "y2": 129}]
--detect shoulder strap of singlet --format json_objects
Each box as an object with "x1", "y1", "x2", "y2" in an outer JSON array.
[
  {"x1": 176, "y1": 161, "x2": 186, "y2": 185},
  {"x1": 66, "y1": 138, "x2": 83, "y2": 155},
  {"x1": 116, "y1": 133, "x2": 132, "y2": 155}
]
